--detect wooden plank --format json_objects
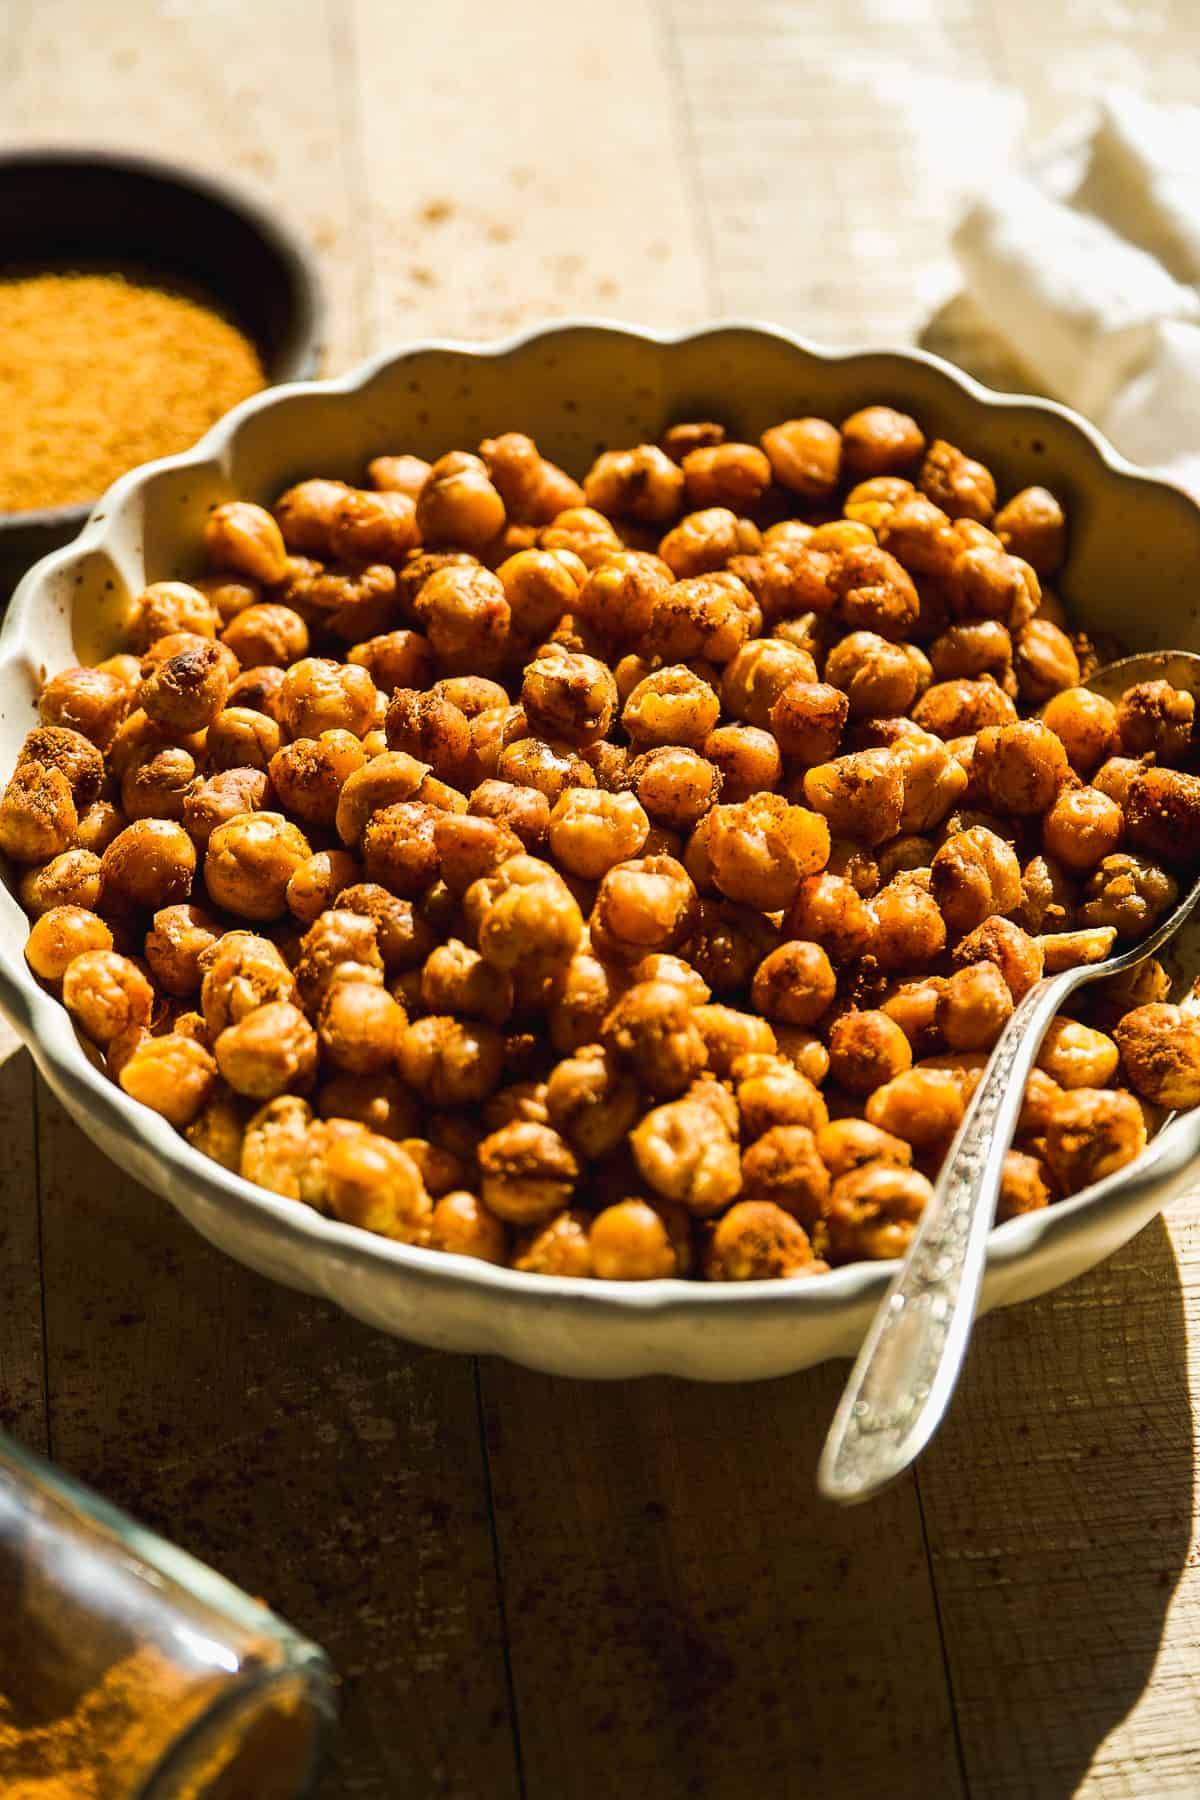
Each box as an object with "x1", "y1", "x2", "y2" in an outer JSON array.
[
  {"x1": 0, "y1": 0, "x2": 369, "y2": 370},
  {"x1": 35, "y1": 1081, "x2": 518, "y2": 1800},
  {"x1": 480, "y1": 1361, "x2": 965, "y2": 1798},
  {"x1": 347, "y1": 0, "x2": 711, "y2": 345},
  {"x1": 917, "y1": 1207, "x2": 1200, "y2": 1799},
  {"x1": 0, "y1": 1026, "x2": 46, "y2": 1452}
]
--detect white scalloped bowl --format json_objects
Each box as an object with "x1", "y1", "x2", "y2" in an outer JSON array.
[{"x1": 4, "y1": 321, "x2": 1200, "y2": 1381}]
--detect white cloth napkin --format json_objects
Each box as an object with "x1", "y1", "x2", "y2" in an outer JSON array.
[{"x1": 952, "y1": 93, "x2": 1200, "y2": 495}]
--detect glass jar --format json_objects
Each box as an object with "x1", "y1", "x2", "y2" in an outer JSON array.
[{"x1": 0, "y1": 1430, "x2": 334, "y2": 1798}]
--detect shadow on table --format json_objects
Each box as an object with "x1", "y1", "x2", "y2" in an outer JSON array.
[{"x1": 916, "y1": 1210, "x2": 1195, "y2": 1798}]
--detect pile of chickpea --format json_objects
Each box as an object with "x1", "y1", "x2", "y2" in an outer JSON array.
[{"x1": 5, "y1": 404, "x2": 1200, "y2": 1283}]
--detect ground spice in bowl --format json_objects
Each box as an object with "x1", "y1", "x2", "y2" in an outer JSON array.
[{"x1": 0, "y1": 272, "x2": 266, "y2": 514}]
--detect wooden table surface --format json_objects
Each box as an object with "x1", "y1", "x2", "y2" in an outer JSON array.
[{"x1": 3, "y1": 4, "x2": 1200, "y2": 1795}]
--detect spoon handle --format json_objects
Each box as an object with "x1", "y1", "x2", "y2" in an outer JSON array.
[{"x1": 817, "y1": 971, "x2": 1071, "y2": 1505}]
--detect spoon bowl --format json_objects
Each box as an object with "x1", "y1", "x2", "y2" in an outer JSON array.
[{"x1": 820, "y1": 648, "x2": 1200, "y2": 1504}]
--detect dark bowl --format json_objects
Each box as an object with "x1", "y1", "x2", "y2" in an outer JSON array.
[{"x1": 0, "y1": 146, "x2": 326, "y2": 595}]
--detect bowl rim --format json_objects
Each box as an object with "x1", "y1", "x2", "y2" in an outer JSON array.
[
  {"x1": 5, "y1": 314, "x2": 1200, "y2": 1320},
  {"x1": 0, "y1": 141, "x2": 327, "y2": 536}
]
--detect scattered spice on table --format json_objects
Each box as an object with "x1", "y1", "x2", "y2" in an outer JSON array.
[{"x1": 0, "y1": 273, "x2": 265, "y2": 514}]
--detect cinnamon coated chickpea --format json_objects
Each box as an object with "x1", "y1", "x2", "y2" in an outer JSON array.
[
  {"x1": 1013, "y1": 618, "x2": 1081, "y2": 704},
  {"x1": 920, "y1": 438, "x2": 995, "y2": 522},
  {"x1": 1079, "y1": 852, "x2": 1177, "y2": 939},
  {"x1": 204, "y1": 812, "x2": 311, "y2": 919},
  {"x1": 866, "y1": 1068, "x2": 965, "y2": 1154},
  {"x1": 268, "y1": 731, "x2": 366, "y2": 830},
  {"x1": 478, "y1": 1120, "x2": 578, "y2": 1223},
  {"x1": 25, "y1": 905, "x2": 113, "y2": 982},
  {"x1": 62, "y1": 950, "x2": 154, "y2": 1044},
  {"x1": 221, "y1": 602, "x2": 310, "y2": 668},
  {"x1": 937, "y1": 959, "x2": 1013, "y2": 1052},
  {"x1": 278, "y1": 658, "x2": 377, "y2": 740},
  {"x1": 973, "y1": 719, "x2": 1068, "y2": 815},
  {"x1": 867, "y1": 881, "x2": 948, "y2": 970},
  {"x1": 630, "y1": 1095, "x2": 741, "y2": 1212},
  {"x1": 912, "y1": 674, "x2": 1017, "y2": 738},
  {"x1": 840, "y1": 406, "x2": 925, "y2": 480},
  {"x1": 827, "y1": 1009, "x2": 914, "y2": 1092},
  {"x1": 1124, "y1": 767, "x2": 1200, "y2": 868},
  {"x1": 0, "y1": 761, "x2": 77, "y2": 863},
  {"x1": 1043, "y1": 1087, "x2": 1147, "y2": 1195},
  {"x1": 318, "y1": 979, "x2": 408, "y2": 1073},
  {"x1": 144, "y1": 904, "x2": 222, "y2": 996},
  {"x1": 207, "y1": 707, "x2": 282, "y2": 773},
  {"x1": 1042, "y1": 687, "x2": 1118, "y2": 776},
  {"x1": 802, "y1": 749, "x2": 904, "y2": 847},
  {"x1": 824, "y1": 1163, "x2": 933, "y2": 1261},
  {"x1": 590, "y1": 1199, "x2": 688, "y2": 1280},
  {"x1": 721, "y1": 638, "x2": 816, "y2": 728},
  {"x1": 521, "y1": 651, "x2": 618, "y2": 745},
  {"x1": 19, "y1": 847, "x2": 103, "y2": 917},
  {"x1": 1114, "y1": 1003, "x2": 1200, "y2": 1109},
  {"x1": 659, "y1": 507, "x2": 758, "y2": 579},
  {"x1": 761, "y1": 417, "x2": 841, "y2": 499},
  {"x1": 17, "y1": 726, "x2": 105, "y2": 810},
  {"x1": 931, "y1": 825, "x2": 1022, "y2": 935},
  {"x1": 583, "y1": 444, "x2": 686, "y2": 524},
  {"x1": 750, "y1": 940, "x2": 836, "y2": 1028},
  {"x1": 547, "y1": 787, "x2": 649, "y2": 880},
  {"x1": 591, "y1": 856, "x2": 696, "y2": 962},
  {"x1": 205, "y1": 501, "x2": 289, "y2": 584},
  {"x1": 37, "y1": 666, "x2": 129, "y2": 751},
  {"x1": 469, "y1": 855, "x2": 584, "y2": 977},
  {"x1": 705, "y1": 1201, "x2": 825, "y2": 1280},
  {"x1": 682, "y1": 442, "x2": 772, "y2": 511},
  {"x1": 416, "y1": 451, "x2": 507, "y2": 550},
  {"x1": 545, "y1": 1043, "x2": 640, "y2": 1160},
  {"x1": 118, "y1": 1032, "x2": 218, "y2": 1128},
  {"x1": 702, "y1": 724, "x2": 782, "y2": 803},
  {"x1": 1042, "y1": 786, "x2": 1123, "y2": 872},
  {"x1": 128, "y1": 582, "x2": 218, "y2": 651},
  {"x1": 622, "y1": 664, "x2": 720, "y2": 750},
  {"x1": 705, "y1": 793, "x2": 830, "y2": 910},
  {"x1": 101, "y1": 819, "x2": 196, "y2": 912}
]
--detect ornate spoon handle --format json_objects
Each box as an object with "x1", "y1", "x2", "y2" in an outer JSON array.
[{"x1": 817, "y1": 971, "x2": 1072, "y2": 1505}]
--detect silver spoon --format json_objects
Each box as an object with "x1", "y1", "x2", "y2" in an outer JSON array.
[{"x1": 818, "y1": 648, "x2": 1200, "y2": 1506}]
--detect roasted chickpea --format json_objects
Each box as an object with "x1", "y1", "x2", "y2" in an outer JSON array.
[
  {"x1": 226, "y1": 665, "x2": 288, "y2": 719},
  {"x1": 995, "y1": 1150, "x2": 1053, "y2": 1221},
  {"x1": 621, "y1": 665, "x2": 720, "y2": 752},
  {"x1": 17, "y1": 726, "x2": 104, "y2": 811},
  {"x1": 324, "y1": 1132, "x2": 432, "y2": 1243},
  {"x1": 24, "y1": 904, "x2": 112, "y2": 982},
  {"x1": 816, "y1": 1117, "x2": 912, "y2": 1179},
  {"x1": 580, "y1": 443, "x2": 683, "y2": 524},
  {"x1": 912, "y1": 675, "x2": 1017, "y2": 739},
  {"x1": 215, "y1": 1000, "x2": 316, "y2": 1094},
  {"x1": 324, "y1": 486, "x2": 419, "y2": 565},
  {"x1": 1079, "y1": 852, "x2": 1177, "y2": 940},
  {"x1": 265, "y1": 731, "x2": 363, "y2": 831},
  {"x1": 590, "y1": 856, "x2": 696, "y2": 962},
  {"x1": 702, "y1": 1201, "x2": 821, "y2": 1281},
  {"x1": 521, "y1": 651, "x2": 617, "y2": 745},
  {"x1": 682, "y1": 442, "x2": 772, "y2": 511},
  {"x1": 1042, "y1": 786, "x2": 1123, "y2": 872},
  {"x1": 476, "y1": 1119, "x2": 578, "y2": 1223},
  {"x1": 204, "y1": 812, "x2": 310, "y2": 920},
  {"x1": 760, "y1": 418, "x2": 841, "y2": 498},
  {"x1": 199, "y1": 932, "x2": 296, "y2": 1033},
  {"x1": 0, "y1": 759, "x2": 77, "y2": 863},
  {"x1": 355, "y1": 800, "x2": 438, "y2": 897},
  {"x1": 823, "y1": 632, "x2": 919, "y2": 718},
  {"x1": 1115, "y1": 679, "x2": 1194, "y2": 760},
  {"x1": 972, "y1": 719, "x2": 1068, "y2": 815},
  {"x1": 825, "y1": 1163, "x2": 933, "y2": 1261},
  {"x1": 1124, "y1": 766, "x2": 1200, "y2": 869},
  {"x1": 702, "y1": 792, "x2": 830, "y2": 910},
  {"x1": 585, "y1": 1199, "x2": 683, "y2": 1280},
  {"x1": 277, "y1": 658, "x2": 376, "y2": 740},
  {"x1": 416, "y1": 450, "x2": 506, "y2": 550},
  {"x1": 204, "y1": 500, "x2": 288, "y2": 584},
  {"x1": 599, "y1": 979, "x2": 705, "y2": 1098},
  {"x1": 368, "y1": 452, "x2": 433, "y2": 500},
  {"x1": 429, "y1": 1191, "x2": 507, "y2": 1264},
  {"x1": 1035, "y1": 1016, "x2": 1119, "y2": 1090},
  {"x1": 840, "y1": 406, "x2": 925, "y2": 479},
  {"x1": 934, "y1": 959, "x2": 1013, "y2": 1052},
  {"x1": 19, "y1": 848, "x2": 103, "y2": 917},
  {"x1": 206, "y1": 707, "x2": 281, "y2": 774},
  {"x1": 61, "y1": 949, "x2": 153, "y2": 1045},
  {"x1": 318, "y1": 979, "x2": 408, "y2": 1073},
  {"x1": 1043, "y1": 1087, "x2": 1147, "y2": 1195},
  {"x1": 469, "y1": 854, "x2": 584, "y2": 977},
  {"x1": 182, "y1": 768, "x2": 271, "y2": 849},
  {"x1": 75, "y1": 800, "x2": 127, "y2": 857},
  {"x1": 623, "y1": 747, "x2": 719, "y2": 833},
  {"x1": 993, "y1": 486, "x2": 1067, "y2": 575},
  {"x1": 347, "y1": 629, "x2": 434, "y2": 696},
  {"x1": 802, "y1": 750, "x2": 903, "y2": 847},
  {"x1": 828, "y1": 1009, "x2": 914, "y2": 1092},
  {"x1": 546, "y1": 787, "x2": 649, "y2": 880},
  {"x1": 128, "y1": 582, "x2": 218, "y2": 651},
  {"x1": 221, "y1": 602, "x2": 310, "y2": 668},
  {"x1": 659, "y1": 507, "x2": 758, "y2": 579},
  {"x1": 736, "y1": 1124, "x2": 827, "y2": 1226},
  {"x1": 99, "y1": 819, "x2": 196, "y2": 913},
  {"x1": 866, "y1": 1067, "x2": 965, "y2": 1154},
  {"x1": 1042, "y1": 687, "x2": 1118, "y2": 776},
  {"x1": 185, "y1": 1087, "x2": 248, "y2": 1173},
  {"x1": 782, "y1": 871, "x2": 869, "y2": 967},
  {"x1": 750, "y1": 940, "x2": 836, "y2": 1028},
  {"x1": 931, "y1": 826, "x2": 1022, "y2": 936},
  {"x1": 640, "y1": 574, "x2": 750, "y2": 666},
  {"x1": 864, "y1": 880, "x2": 947, "y2": 971},
  {"x1": 919, "y1": 438, "x2": 995, "y2": 522},
  {"x1": 1013, "y1": 617, "x2": 1081, "y2": 703},
  {"x1": 544, "y1": 1044, "x2": 640, "y2": 1160},
  {"x1": 766, "y1": 681, "x2": 846, "y2": 766},
  {"x1": 144, "y1": 904, "x2": 221, "y2": 996},
  {"x1": 118, "y1": 1032, "x2": 218, "y2": 1128},
  {"x1": 630, "y1": 1095, "x2": 740, "y2": 1213},
  {"x1": 1112, "y1": 1003, "x2": 1200, "y2": 1110}
]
